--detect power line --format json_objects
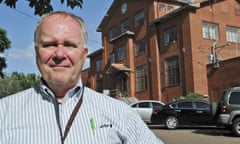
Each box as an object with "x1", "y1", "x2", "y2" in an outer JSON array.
[{"x1": 12, "y1": 8, "x2": 102, "y2": 46}]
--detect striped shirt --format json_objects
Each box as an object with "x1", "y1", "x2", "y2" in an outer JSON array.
[{"x1": 0, "y1": 82, "x2": 163, "y2": 144}]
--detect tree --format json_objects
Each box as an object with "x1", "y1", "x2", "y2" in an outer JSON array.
[
  {"x1": 0, "y1": 0, "x2": 83, "y2": 16},
  {"x1": 0, "y1": 28, "x2": 11, "y2": 78},
  {"x1": 0, "y1": 72, "x2": 41, "y2": 98}
]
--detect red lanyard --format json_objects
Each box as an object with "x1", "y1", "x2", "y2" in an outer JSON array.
[{"x1": 55, "y1": 87, "x2": 84, "y2": 144}]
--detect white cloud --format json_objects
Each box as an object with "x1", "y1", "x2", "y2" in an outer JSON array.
[{"x1": 7, "y1": 43, "x2": 35, "y2": 60}]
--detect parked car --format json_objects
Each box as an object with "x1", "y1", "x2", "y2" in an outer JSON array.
[
  {"x1": 151, "y1": 99, "x2": 216, "y2": 129},
  {"x1": 129, "y1": 100, "x2": 165, "y2": 123},
  {"x1": 215, "y1": 87, "x2": 240, "y2": 136}
]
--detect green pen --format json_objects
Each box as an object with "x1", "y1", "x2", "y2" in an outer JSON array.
[{"x1": 90, "y1": 118, "x2": 96, "y2": 136}]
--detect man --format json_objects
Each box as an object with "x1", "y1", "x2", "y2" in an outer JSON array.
[{"x1": 0, "y1": 11, "x2": 163, "y2": 144}]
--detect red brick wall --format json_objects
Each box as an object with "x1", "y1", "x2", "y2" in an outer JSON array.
[{"x1": 207, "y1": 57, "x2": 240, "y2": 102}]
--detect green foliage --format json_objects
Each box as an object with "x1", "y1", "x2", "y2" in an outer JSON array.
[
  {"x1": 173, "y1": 92, "x2": 204, "y2": 101},
  {"x1": 0, "y1": 28, "x2": 11, "y2": 78},
  {"x1": 0, "y1": 72, "x2": 41, "y2": 98},
  {"x1": 0, "y1": 28, "x2": 11, "y2": 52},
  {"x1": 184, "y1": 92, "x2": 204, "y2": 100},
  {"x1": 0, "y1": 0, "x2": 83, "y2": 16}
]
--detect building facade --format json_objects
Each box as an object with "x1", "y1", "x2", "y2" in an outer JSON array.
[{"x1": 84, "y1": 0, "x2": 240, "y2": 103}]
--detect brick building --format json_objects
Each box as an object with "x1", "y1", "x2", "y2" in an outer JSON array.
[
  {"x1": 83, "y1": 0, "x2": 240, "y2": 103},
  {"x1": 207, "y1": 57, "x2": 240, "y2": 102}
]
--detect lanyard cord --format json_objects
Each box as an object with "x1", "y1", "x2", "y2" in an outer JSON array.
[{"x1": 54, "y1": 87, "x2": 84, "y2": 144}]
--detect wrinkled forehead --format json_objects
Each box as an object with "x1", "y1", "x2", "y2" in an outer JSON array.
[{"x1": 34, "y1": 12, "x2": 88, "y2": 48}]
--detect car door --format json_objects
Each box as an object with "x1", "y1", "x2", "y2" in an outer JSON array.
[
  {"x1": 193, "y1": 101, "x2": 214, "y2": 124},
  {"x1": 135, "y1": 102, "x2": 152, "y2": 122},
  {"x1": 177, "y1": 101, "x2": 195, "y2": 124}
]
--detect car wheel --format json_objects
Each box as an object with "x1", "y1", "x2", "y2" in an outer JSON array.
[
  {"x1": 165, "y1": 116, "x2": 178, "y2": 129},
  {"x1": 232, "y1": 118, "x2": 240, "y2": 137}
]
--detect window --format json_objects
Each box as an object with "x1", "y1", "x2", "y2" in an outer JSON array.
[
  {"x1": 158, "y1": 4, "x2": 166, "y2": 12},
  {"x1": 229, "y1": 92, "x2": 240, "y2": 105},
  {"x1": 202, "y1": 22, "x2": 219, "y2": 40},
  {"x1": 139, "y1": 102, "x2": 150, "y2": 108},
  {"x1": 136, "y1": 65, "x2": 147, "y2": 92},
  {"x1": 226, "y1": 26, "x2": 240, "y2": 43},
  {"x1": 96, "y1": 59, "x2": 102, "y2": 72},
  {"x1": 109, "y1": 53, "x2": 115, "y2": 64},
  {"x1": 152, "y1": 102, "x2": 163, "y2": 109},
  {"x1": 178, "y1": 101, "x2": 193, "y2": 109},
  {"x1": 165, "y1": 56, "x2": 180, "y2": 86},
  {"x1": 164, "y1": 26, "x2": 177, "y2": 46},
  {"x1": 167, "y1": 6, "x2": 174, "y2": 11},
  {"x1": 195, "y1": 102, "x2": 209, "y2": 109},
  {"x1": 135, "y1": 39, "x2": 146, "y2": 55},
  {"x1": 118, "y1": 45, "x2": 126, "y2": 61},
  {"x1": 134, "y1": 11, "x2": 144, "y2": 27},
  {"x1": 121, "y1": 19, "x2": 130, "y2": 33},
  {"x1": 109, "y1": 26, "x2": 117, "y2": 40}
]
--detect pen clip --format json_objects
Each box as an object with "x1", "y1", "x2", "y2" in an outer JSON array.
[{"x1": 90, "y1": 118, "x2": 96, "y2": 136}]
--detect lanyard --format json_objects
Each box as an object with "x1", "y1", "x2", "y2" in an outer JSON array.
[{"x1": 54, "y1": 87, "x2": 84, "y2": 144}]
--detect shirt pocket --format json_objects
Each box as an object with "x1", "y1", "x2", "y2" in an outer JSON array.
[{"x1": 95, "y1": 127, "x2": 122, "y2": 144}]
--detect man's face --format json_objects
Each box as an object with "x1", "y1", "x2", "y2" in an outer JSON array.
[{"x1": 36, "y1": 15, "x2": 88, "y2": 90}]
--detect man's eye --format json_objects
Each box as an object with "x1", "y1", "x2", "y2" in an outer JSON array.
[
  {"x1": 64, "y1": 43, "x2": 78, "y2": 49},
  {"x1": 42, "y1": 43, "x2": 57, "y2": 48}
]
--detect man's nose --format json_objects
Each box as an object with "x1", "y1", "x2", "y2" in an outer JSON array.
[{"x1": 54, "y1": 44, "x2": 67, "y2": 57}]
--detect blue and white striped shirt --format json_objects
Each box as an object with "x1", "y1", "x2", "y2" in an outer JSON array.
[{"x1": 0, "y1": 82, "x2": 163, "y2": 144}]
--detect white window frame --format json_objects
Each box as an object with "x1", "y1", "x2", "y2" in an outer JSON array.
[
  {"x1": 202, "y1": 22, "x2": 219, "y2": 40},
  {"x1": 226, "y1": 26, "x2": 240, "y2": 43}
]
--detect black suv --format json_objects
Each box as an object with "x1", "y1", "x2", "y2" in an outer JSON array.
[{"x1": 216, "y1": 87, "x2": 240, "y2": 136}]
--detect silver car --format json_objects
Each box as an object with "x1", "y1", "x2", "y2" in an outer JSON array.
[{"x1": 130, "y1": 100, "x2": 165, "y2": 123}]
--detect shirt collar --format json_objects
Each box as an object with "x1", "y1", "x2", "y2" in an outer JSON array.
[{"x1": 39, "y1": 78, "x2": 83, "y2": 103}]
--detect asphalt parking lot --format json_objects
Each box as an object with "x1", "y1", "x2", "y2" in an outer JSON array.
[{"x1": 149, "y1": 125, "x2": 240, "y2": 144}]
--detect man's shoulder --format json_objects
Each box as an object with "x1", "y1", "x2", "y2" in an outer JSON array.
[
  {"x1": 83, "y1": 87, "x2": 130, "y2": 110},
  {"x1": 0, "y1": 87, "x2": 37, "y2": 105}
]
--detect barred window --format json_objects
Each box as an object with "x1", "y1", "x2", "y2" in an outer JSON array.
[
  {"x1": 136, "y1": 65, "x2": 147, "y2": 92},
  {"x1": 202, "y1": 22, "x2": 219, "y2": 40},
  {"x1": 226, "y1": 26, "x2": 240, "y2": 43},
  {"x1": 165, "y1": 56, "x2": 180, "y2": 86}
]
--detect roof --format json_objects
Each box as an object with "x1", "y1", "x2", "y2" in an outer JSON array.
[
  {"x1": 87, "y1": 48, "x2": 103, "y2": 58},
  {"x1": 97, "y1": 0, "x2": 121, "y2": 32},
  {"x1": 150, "y1": 0, "x2": 216, "y2": 25},
  {"x1": 106, "y1": 63, "x2": 131, "y2": 75}
]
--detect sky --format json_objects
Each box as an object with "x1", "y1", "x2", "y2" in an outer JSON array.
[{"x1": 0, "y1": 0, "x2": 113, "y2": 74}]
